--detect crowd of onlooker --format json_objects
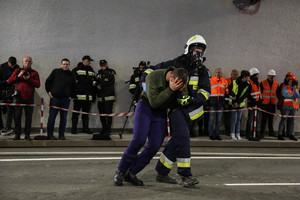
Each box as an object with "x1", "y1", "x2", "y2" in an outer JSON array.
[{"x1": 0, "y1": 55, "x2": 299, "y2": 141}]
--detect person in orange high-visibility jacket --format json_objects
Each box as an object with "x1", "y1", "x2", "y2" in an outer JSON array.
[
  {"x1": 259, "y1": 69, "x2": 278, "y2": 138},
  {"x1": 246, "y1": 67, "x2": 261, "y2": 141},
  {"x1": 277, "y1": 76, "x2": 299, "y2": 141},
  {"x1": 208, "y1": 68, "x2": 228, "y2": 140},
  {"x1": 224, "y1": 69, "x2": 239, "y2": 135}
]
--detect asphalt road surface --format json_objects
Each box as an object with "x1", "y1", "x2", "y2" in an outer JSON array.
[{"x1": 1, "y1": 147, "x2": 300, "y2": 200}]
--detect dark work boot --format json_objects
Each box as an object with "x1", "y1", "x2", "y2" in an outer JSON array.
[
  {"x1": 181, "y1": 176, "x2": 199, "y2": 188},
  {"x1": 124, "y1": 171, "x2": 144, "y2": 186},
  {"x1": 82, "y1": 119, "x2": 92, "y2": 134},
  {"x1": 71, "y1": 118, "x2": 78, "y2": 134},
  {"x1": 13, "y1": 133, "x2": 21, "y2": 141},
  {"x1": 114, "y1": 170, "x2": 126, "y2": 186},
  {"x1": 25, "y1": 134, "x2": 32, "y2": 141},
  {"x1": 156, "y1": 173, "x2": 177, "y2": 184}
]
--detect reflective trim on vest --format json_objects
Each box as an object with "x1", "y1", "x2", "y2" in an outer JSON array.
[
  {"x1": 189, "y1": 106, "x2": 204, "y2": 120},
  {"x1": 93, "y1": 81, "x2": 96, "y2": 86},
  {"x1": 98, "y1": 96, "x2": 116, "y2": 102},
  {"x1": 159, "y1": 153, "x2": 174, "y2": 169},
  {"x1": 129, "y1": 84, "x2": 136, "y2": 89},
  {"x1": 177, "y1": 158, "x2": 191, "y2": 168},
  {"x1": 144, "y1": 69, "x2": 153, "y2": 74},
  {"x1": 198, "y1": 89, "x2": 210, "y2": 100},
  {"x1": 88, "y1": 71, "x2": 95, "y2": 76},
  {"x1": 261, "y1": 80, "x2": 278, "y2": 105},
  {"x1": 135, "y1": 77, "x2": 140, "y2": 82},
  {"x1": 248, "y1": 79, "x2": 261, "y2": 102},
  {"x1": 77, "y1": 70, "x2": 87, "y2": 75},
  {"x1": 76, "y1": 95, "x2": 93, "y2": 101},
  {"x1": 229, "y1": 80, "x2": 249, "y2": 107}
]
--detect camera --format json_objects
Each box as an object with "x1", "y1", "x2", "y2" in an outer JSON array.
[
  {"x1": 23, "y1": 72, "x2": 29, "y2": 77},
  {"x1": 11, "y1": 90, "x2": 20, "y2": 97},
  {"x1": 292, "y1": 80, "x2": 298, "y2": 87}
]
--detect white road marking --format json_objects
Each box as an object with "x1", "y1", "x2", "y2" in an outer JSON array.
[
  {"x1": 225, "y1": 183, "x2": 300, "y2": 186},
  {"x1": 1, "y1": 156, "x2": 300, "y2": 162},
  {"x1": 1, "y1": 152, "x2": 300, "y2": 157}
]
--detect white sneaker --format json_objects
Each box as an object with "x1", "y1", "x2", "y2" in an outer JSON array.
[
  {"x1": 230, "y1": 133, "x2": 237, "y2": 141},
  {"x1": 1, "y1": 129, "x2": 14, "y2": 136},
  {"x1": 236, "y1": 134, "x2": 242, "y2": 140}
]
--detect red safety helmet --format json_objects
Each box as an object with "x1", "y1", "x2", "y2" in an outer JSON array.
[
  {"x1": 286, "y1": 72, "x2": 294, "y2": 77},
  {"x1": 288, "y1": 76, "x2": 297, "y2": 81}
]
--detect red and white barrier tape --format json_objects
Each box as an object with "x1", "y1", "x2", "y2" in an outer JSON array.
[{"x1": 0, "y1": 102, "x2": 299, "y2": 118}]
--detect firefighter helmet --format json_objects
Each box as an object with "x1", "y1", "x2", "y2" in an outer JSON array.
[{"x1": 184, "y1": 35, "x2": 207, "y2": 54}]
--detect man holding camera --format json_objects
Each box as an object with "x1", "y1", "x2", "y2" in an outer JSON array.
[
  {"x1": 7, "y1": 56, "x2": 40, "y2": 140},
  {"x1": 0, "y1": 56, "x2": 20, "y2": 135}
]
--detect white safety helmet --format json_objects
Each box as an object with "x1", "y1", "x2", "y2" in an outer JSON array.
[
  {"x1": 184, "y1": 35, "x2": 207, "y2": 55},
  {"x1": 267, "y1": 69, "x2": 276, "y2": 76},
  {"x1": 249, "y1": 67, "x2": 259, "y2": 76}
]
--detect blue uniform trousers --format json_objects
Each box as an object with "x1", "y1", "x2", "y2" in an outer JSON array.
[
  {"x1": 118, "y1": 100, "x2": 167, "y2": 175},
  {"x1": 155, "y1": 108, "x2": 192, "y2": 177}
]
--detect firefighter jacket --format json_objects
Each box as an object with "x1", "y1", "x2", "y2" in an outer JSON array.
[
  {"x1": 209, "y1": 76, "x2": 228, "y2": 107},
  {"x1": 72, "y1": 62, "x2": 96, "y2": 101},
  {"x1": 260, "y1": 79, "x2": 279, "y2": 105},
  {"x1": 247, "y1": 78, "x2": 261, "y2": 107},
  {"x1": 142, "y1": 54, "x2": 211, "y2": 121},
  {"x1": 129, "y1": 69, "x2": 143, "y2": 101},
  {"x1": 96, "y1": 67, "x2": 116, "y2": 103},
  {"x1": 282, "y1": 85, "x2": 299, "y2": 110},
  {"x1": 228, "y1": 78, "x2": 251, "y2": 108}
]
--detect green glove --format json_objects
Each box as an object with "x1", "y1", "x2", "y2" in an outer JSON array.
[{"x1": 177, "y1": 95, "x2": 191, "y2": 106}]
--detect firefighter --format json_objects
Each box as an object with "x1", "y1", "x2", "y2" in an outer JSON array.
[
  {"x1": 95, "y1": 60, "x2": 116, "y2": 140},
  {"x1": 142, "y1": 35, "x2": 211, "y2": 187},
  {"x1": 246, "y1": 67, "x2": 261, "y2": 141},
  {"x1": 259, "y1": 69, "x2": 278, "y2": 138},
  {"x1": 129, "y1": 61, "x2": 147, "y2": 106},
  {"x1": 71, "y1": 55, "x2": 96, "y2": 135},
  {"x1": 277, "y1": 76, "x2": 299, "y2": 141}
]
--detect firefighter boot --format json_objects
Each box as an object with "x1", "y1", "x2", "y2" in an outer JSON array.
[
  {"x1": 82, "y1": 118, "x2": 92, "y2": 134},
  {"x1": 181, "y1": 176, "x2": 199, "y2": 188},
  {"x1": 156, "y1": 173, "x2": 177, "y2": 184},
  {"x1": 114, "y1": 170, "x2": 126, "y2": 186},
  {"x1": 71, "y1": 117, "x2": 78, "y2": 134}
]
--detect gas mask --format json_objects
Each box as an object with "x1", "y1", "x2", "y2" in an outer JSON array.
[{"x1": 191, "y1": 51, "x2": 205, "y2": 68}]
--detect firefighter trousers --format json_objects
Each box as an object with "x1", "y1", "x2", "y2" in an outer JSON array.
[{"x1": 156, "y1": 108, "x2": 192, "y2": 177}]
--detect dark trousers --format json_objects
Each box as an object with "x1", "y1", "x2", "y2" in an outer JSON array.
[
  {"x1": 156, "y1": 108, "x2": 192, "y2": 177},
  {"x1": 47, "y1": 97, "x2": 70, "y2": 137},
  {"x1": 198, "y1": 111, "x2": 209, "y2": 136},
  {"x1": 6, "y1": 106, "x2": 14, "y2": 129},
  {"x1": 118, "y1": 100, "x2": 167, "y2": 175},
  {"x1": 223, "y1": 107, "x2": 232, "y2": 135},
  {"x1": 14, "y1": 99, "x2": 34, "y2": 137},
  {"x1": 246, "y1": 109, "x2": 259, "y2": 138},
  {"x1": 260, "y1": 104, "x2": 276, "y2": 137},
  {"x1": 71, "y1": 100, "x2": 91, "y2": 129},
  {"x1": 98, "y1": 101, "x2": 113, "y2": 134},
  {"x1": 0, "y1": 106, "x2": 3, "y2": 129}
]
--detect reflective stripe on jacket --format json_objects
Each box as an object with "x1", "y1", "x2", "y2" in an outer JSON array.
[
  {"x1": 209, "y1": 76, "x2": 228, "y2": 106},
  {"x1": 261, "y1": 79, "x2": 278, "y2": 105},
  {"x1": 229, "y1": 80, "x2": 249, "y2": 108},
  {"x1": 283, "y1": 85, "x2": 299, "y2": 109},
  {"x1": 248, "y1": 79, "x2": 261, "y2": 102}
]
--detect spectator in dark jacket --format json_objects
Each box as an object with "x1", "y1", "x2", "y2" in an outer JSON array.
[
  {"x1": 45, "y1": 58, "x2": 76, "y2": 140},
  {"x1": 7, "y1": 56, "x2": 40, "y2": 140},
  {"x1": 0, "y1": 56, "x2": 19, "y2": 135}
]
